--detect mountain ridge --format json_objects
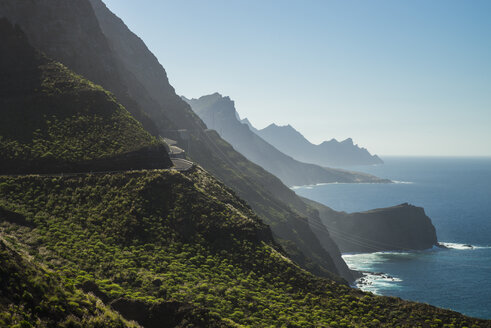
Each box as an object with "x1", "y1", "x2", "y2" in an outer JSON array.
[
  {"x1": 256, "y1": 122, "x2": 384, "y2": 167},
  {"x1": 183, "y1": 93, "x2": 389, "y2": 187}
]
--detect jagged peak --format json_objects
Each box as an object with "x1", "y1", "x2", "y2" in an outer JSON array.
[
  {"x1": 319, "y1": 138, "x2": 339, "y2": 146},
  {"x1": 341, "y1": 138, "x2": 354, "y2": 145},
  {"x1": 200, "y1": 92, "x2": 223, "y2": 100},
  {"x1": 241, "y1": 117, "x2": 253, "y2": 127},
  {"x1": 264, "y1": 123, "x2": 296, "y2": 131},
  {"x1": 183, "y1": 92, "x2": 234, "y2": 105}
]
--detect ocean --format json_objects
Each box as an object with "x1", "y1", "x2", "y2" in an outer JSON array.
[{"x1": 293, "y1": 157, "x2": 491, "y2": 319}]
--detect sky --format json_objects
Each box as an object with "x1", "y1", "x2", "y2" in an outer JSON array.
[{"x1": 102, "y1": 0, "x2": 491, "y2": 156}]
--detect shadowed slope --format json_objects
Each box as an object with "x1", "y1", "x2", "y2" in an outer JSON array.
[
  {"x1": 0, "y1": 19, "x2": 171, "y2": 174},
  {"x1": 304, "y1": 198, "x2": 439, "y2": 253}
]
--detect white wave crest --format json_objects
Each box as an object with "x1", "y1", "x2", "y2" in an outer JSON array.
[
  {"x1": 439, "y1": 242, "x2": 491, "y2": 250},
  {"x1": 354, "y1": 271, "x2": 402, "y2": 295}
]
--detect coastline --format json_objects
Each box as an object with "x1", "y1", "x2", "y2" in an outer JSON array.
[
  {"x1": 342, "y1": 242, "x2": 491, "y2": 314},
  {"x1": 290, "y1": 179, "x2": 393, "y2": 190}
]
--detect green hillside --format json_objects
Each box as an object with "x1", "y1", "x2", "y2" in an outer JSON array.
[
  {"x1": 1, "y1": 170, "x2": 488, "y2": 327},
  {"x1": 0, "y1": 237, "x2": 137, "y2": 328},
  {"x1": 0, "y1": 18, "x2": 171, "y2": 174}
]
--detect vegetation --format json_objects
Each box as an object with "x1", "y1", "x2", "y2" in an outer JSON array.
[
  {"x1": 0, "y1": 19, "x2": 167, "y2": 173},
  {"x1": 86, "y1": 2, "x2": 350, "y2": 279},
  {"x1": 0, "y1": 237, "x2": 137, "y2": 327},
  {"x1": 187, "y1": 130, "x2": 344, "y2": 280},
  {"x1": 0, "y1": 169, "x2": 488, "y2": 327}
]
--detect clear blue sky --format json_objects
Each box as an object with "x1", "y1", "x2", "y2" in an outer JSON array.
[{"x1": 103, "y1": 0, "x2": 491, "y2": 156}]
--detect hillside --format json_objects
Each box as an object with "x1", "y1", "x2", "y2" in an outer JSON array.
[
  {"x1": 0, "y1": 18, "x2": 171, "y2": 174},
  {"x1": 0, "y1": 0, "x2": 352, "y2": 281},
  {"x1": 183, "y1": 93, "x2": 388, "y2": 187},
  {"x1": 256, "y1": 123, "x2": 383, "y2": 167},
  {"x1": 1, "y1": 170, "x2": 489, "y2": 327},
  {"x1": 0, "y1": 237, "x2": 138, "y2": 327}
]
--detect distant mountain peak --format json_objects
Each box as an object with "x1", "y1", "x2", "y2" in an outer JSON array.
[
  {"x1": 341, "y1": 138, "x2": 354, "y2": 145},
  {"x1": 241, "y1": 118, "x2": 257, "y2": 132},
  {"x1": 257, "y1": 123, "x2": 382, "y2": 166},
  {"x1": 199, "y1": 92, "x2": 224, "y2": 101},
  {"x1": 183, "y1": 93, "x2": 234, "y2": 107},
  {"x1": 241, "y1": 117, "x2": 252, "y2": 126},
  {"x1": 264, "y1": 123, "x2": 304, "y2": 136},
  {"x1": 182, "y1": 93, "x2": 240, "y2": 126},
  {"x1": 266, "y1": 123, "x2": 294, "y2": 129}
]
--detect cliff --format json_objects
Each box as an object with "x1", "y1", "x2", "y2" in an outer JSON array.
[
  {"x1": 256, "y1": 123, "x2": 383, "y2": 167},
  {"x1": 304, "y1": 198, "x2": 439, "y2": 253},
  {"x1": 183, "y1": 93, "x2": 389, "y2": 187},
  {"x1": 0, "y1": 0, "x2": 161, "y2": 136}
]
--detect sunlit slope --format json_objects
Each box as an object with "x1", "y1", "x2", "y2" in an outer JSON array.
[
  {"x1": 1, "y1": 169, "x2": 489, "y2": 327},
  {"x1": 0, "y1": 237, "x2": 138, "y2": 327}
]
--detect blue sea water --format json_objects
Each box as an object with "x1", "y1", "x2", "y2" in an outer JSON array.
[{"x1": 293, "y1": 157, "x2": 491, "y2": 319}]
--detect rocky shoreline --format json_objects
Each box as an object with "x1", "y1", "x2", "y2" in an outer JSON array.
[{"x1": 356, "y1": 271, "x2": 399, "y2": 288}]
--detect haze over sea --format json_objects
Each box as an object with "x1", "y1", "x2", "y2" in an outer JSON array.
[{"x1": 293, "y1": 157, "x2": 491, "y2": 319}]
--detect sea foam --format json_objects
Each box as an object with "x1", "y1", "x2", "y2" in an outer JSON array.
[{"x1": 439, "y1": 242, "x2": 491, "y2": 250}]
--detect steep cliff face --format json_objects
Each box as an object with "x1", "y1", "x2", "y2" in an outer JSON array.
[
  {"x1": 257, "y1": 123, "x2": 383, "y2": 167},
  {"x1": 0, "y1": 0, "x2": 162, "y2": 135},
  {"x1": 184, "y1": 93, "x2": 389, "y2": 187},
  {"x1": 304, "y1": 199, "x2": 439, "y2": 253},
  {"x1": 304, "y1": 206, "x2": 360, "y2": 281},
  {"x1": 88, "y1": 0, "x2": 202, "y2": 132}
]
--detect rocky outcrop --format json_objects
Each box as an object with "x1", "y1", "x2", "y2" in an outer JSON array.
[
  {"x1": 304, "y1": 199, "x2": 438, "y2": 253},
  {"x1": 256, "y1": 123, "x2": 383, "y2": 167}
]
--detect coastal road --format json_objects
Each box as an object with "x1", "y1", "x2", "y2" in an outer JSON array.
[
  {"x1": 0, "y1": 159, "x2": 195, "y2": 178},
  {"x1": 171, "y1": 158, "x2": 195, "y2": 171}
]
